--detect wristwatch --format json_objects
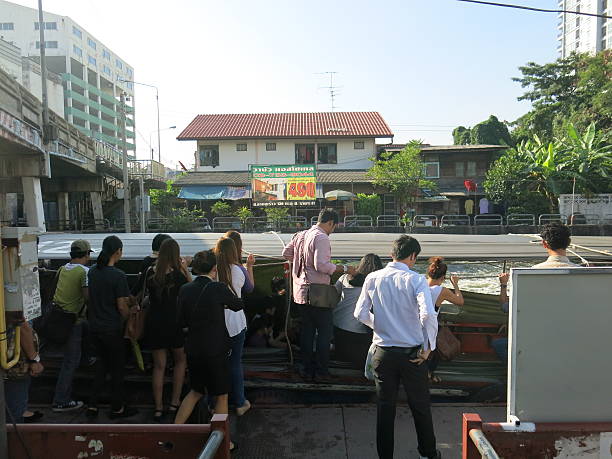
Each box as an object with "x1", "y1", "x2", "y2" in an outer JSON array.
[{"x1": 26, "y1": 354, "x2": 41, "y2": 364}]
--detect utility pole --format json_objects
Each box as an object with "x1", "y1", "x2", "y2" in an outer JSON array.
[
  {"x1": 155, "y1": 88, "x2": 161, "y2": 164},
  {"x1": 139, "y1": 176, "x2": 145, "y2": 233},
  {"x1": 120, "y1": 92, "x2": 131, "y2": 233},
  {"x1": 37, "y1": 0, "x2": 50, "y2": 141}
]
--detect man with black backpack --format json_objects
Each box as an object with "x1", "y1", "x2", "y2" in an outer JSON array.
[{"x1": 51, "y1": 239, "x2": 92, "y2": 412}]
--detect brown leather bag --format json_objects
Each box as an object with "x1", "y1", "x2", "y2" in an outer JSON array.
[
  {"x1": 436, "y1": 326, "x2": 461, "y2": 361},
  {"x1": 124, "y1": 267, "x2": 151, "y2": 340}
]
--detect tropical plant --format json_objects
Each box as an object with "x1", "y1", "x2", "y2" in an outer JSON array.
[
  {"x1": 149, "y1": 180, "x2": 180, "y2": 216},
  {"x1": 355, "y1": 193, "x2": 382, "y2": 221},
  {"x1": 211, "y1": 201, "x2": 232, "y2": 216},
  {"x1": 367, "y1": 140, "x2": 435, "y2": 213},
  {"x1": 166, "y1": 207, "x2": 206, "y2": 232},
  {"x1": 235, "y1": 206, "x2": 253, "y2": 224},
  {"x1": 264, "y1": 207, "x2": 289, "y2": 227}
]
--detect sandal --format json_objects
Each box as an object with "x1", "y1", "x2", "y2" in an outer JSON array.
[
  {"x1": 153, "y1": 410, "x2": 164, "y2": 423},
  {"x1": 168, "y1": 404, "x2": 180, "y2": 413}
]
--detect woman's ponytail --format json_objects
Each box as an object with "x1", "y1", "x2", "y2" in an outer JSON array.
[
  {"x1": 97, "y1": 235, "x2": 123, "y2": 268},
  {"x1": 427, "y1": 256, "x2": 447, "y2": 280}
]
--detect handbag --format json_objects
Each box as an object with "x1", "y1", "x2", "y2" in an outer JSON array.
[
  {"x1": 38, "y1": 267, "x2": 80, "y2": 345},
  {"x1": 436, "y1": 325, "x2": 461, "y2": 361},
  {"x1": 125, "y1": 266, "x2": 152, "y2": 341},
  {"x1": 308, "y1": 283, "x2": 340, "y2": 309}
]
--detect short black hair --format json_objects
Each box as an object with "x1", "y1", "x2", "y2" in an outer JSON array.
[
  {"x1": 540, "y1": 222, "x2": 571, "y2": 250},
  {"x1": 191, "y1": 250, "x2": 216, "y2": 275},
  {"x1": 318, "y1": 208, "x2": 339, "y2": 225},
  {"x1": 152, "y1": 233, "x2": 172, "y2": 252},
  {"x1": 392, "y1": 235, "x2": 421, "y2": 261},
  {"x1": 70, "y1": 250, "x2": 88, "y2": 260}
]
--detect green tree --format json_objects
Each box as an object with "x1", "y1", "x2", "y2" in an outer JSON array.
[
  {"x1": 235, "y1": 206, "x2": 253, "y2": 225},
  {"x1": 355, "y1": 193, "x2": 382, "y2": 220},
  {"x1": 367, "y1": 140, "x2": 435, "y2": 212},
  {"x1": 453, "y1": 116, "x2": 512, "y2": 146},
  {"x1": 264, "y1": 207, "x2": 289, "y2": 227},
  {"x1": 166, "y1": 207, "x2": 206, "y2": 232},
  {"x1": 452, "y1": 126, "x2": 472, "y2": 145},
  {"x1": 512, "y1": 50, "x2": 612, "y2": 143},
  {"x1": 149, "y1": 180, "x2": 181, "y2": 216},
  {"x1": 211, "y1": 201, "x2": 232, "y2": 216}
]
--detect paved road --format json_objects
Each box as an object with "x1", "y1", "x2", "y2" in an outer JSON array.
[{"x1": 38, "y1": 232, "x2": 612, "y2": 261}]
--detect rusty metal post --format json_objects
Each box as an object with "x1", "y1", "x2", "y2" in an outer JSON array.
[
  {"x1": 210, "y1": 414, "x2": 230, "y2": 459},
  {"x1": 462, "y1": 413, "x2": 483, "y2": 459}
]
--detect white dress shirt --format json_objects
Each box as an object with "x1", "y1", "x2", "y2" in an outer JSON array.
[
  {"x1": 224, "y1": 264, "x2": 247, "y2": 337},
  {"x1": 354, "y1": 262, "x2": 438, "y2": 350}
]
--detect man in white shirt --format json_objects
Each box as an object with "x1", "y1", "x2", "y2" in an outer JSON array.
[{"x1": 354, "y1": 235, "x2": 440, "y2": 459}]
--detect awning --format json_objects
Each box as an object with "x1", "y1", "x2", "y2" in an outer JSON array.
[{"x1": 178, "y1": 185, "x2": 250, "y2": 200}]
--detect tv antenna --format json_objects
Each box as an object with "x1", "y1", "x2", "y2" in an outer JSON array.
[{"x1": 316, "y1": 71, "x2": 340, "y2": 112}]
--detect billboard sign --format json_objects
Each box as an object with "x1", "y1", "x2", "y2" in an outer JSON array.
[{"x1": 250, "y1": 165, "x2": 316, "y2": 207}]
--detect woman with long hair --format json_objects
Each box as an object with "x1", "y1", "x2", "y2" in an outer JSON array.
[
  {"x1": 215, "y1": 237, "x2": 251, "y2": 416},
  {"x1": 426, "y1": 256, "x2": 464, "y2": 382},
  {"x1": 223, "y1": 230, "x2": 256, "y2": 295},
  {"x1": 87, "y1": 235, "x2": 136, "y2": 419},
  {"x1": 333, "y1": 253, "x2": 383, "y2": 367},
  {"x1": 145, "y1": 238, "x2": 191, "y2": 422}
]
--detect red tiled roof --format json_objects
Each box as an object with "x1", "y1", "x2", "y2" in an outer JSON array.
[{"x1": 177, "y1": 112, "x2": 393, "y2": 140}]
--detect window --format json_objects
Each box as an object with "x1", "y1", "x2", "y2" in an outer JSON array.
[
  {"x1": 455, "y1": 161, "x2": 464, "y2": 177},
  {"x1": 0, "y1": 23, "x2": 14, "y2": 30},
  {"x1": 467, "y1": 161, "x2": 477, "y2": 177},
  {"x1": 36, "y1": 41, "x2": 58, "y2": 49},
  {"x1": 266, "y1": 142, "x2": 276, "y2": 151},
  {"x1": 576, "y1": 29, "x2": 580, "y2": 39},
  {"x1": 102, "y1": 64, "x2": 111, "y2": 76},
  {"x1": 295, "y1": 144, "x2": 315, "y2": 164},
  {"x1": 72, "y1": 26, "x2": 82, "y2": 38},
  {"x1": 127, "y1": 68, "x2": 133, "y2": 78},
  {"x1": 73, "y1": 45, "x2": 82, "y2": 57},
  {"x1": 115, "y1": 59, "x2": 123, "y2": 69},
  {"x1": 88, "y1": 55, "x2": 96, "y2": 66},
  {"x1": 102, "y1": 49, "x2": 110, "y2": 60},
  {"x1": 422, "y1": 162, "x2": 440, "y2": 179},
  {"x1": 127, "y1": 81, "x2": 133, "y2": 90},
  {"x1": 199, "y1": 145, "x2": 219, "y2": 167},
  {"x1": 354, "y1": 141, "x2": 365, "y2": 150},
  {"x1": 236, "y1": 143, "x2": 247, "y2": 151},
  {"x1": 34, "y1": 22, "x2": 57, "y2": 30},
  {"x1": 87, "y1": 37, "x2": 96, "y2": 49},
  {"x1": 317, "y1": 143, "x2": 337, "y2": 164}
]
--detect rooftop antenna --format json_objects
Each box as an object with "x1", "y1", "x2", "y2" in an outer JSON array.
[{"x1": 316, "y1": 71, "x2": 340, "y2": 112}]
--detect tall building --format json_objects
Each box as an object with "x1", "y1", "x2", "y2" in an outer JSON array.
[
  {"x1": 0, "y1": 0, "x2": 135, "y2": 153},
  {"x1": 558, "y1": 0, "x2": 611, "y2": 57}
]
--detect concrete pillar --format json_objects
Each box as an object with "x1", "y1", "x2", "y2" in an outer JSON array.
[
  {"x1": 90, "y1": 191, "x2": 104, "y2": 231},
  {"x1": 21, "y1": 177, "x2": 46, "y2": 231},
  {"x1": 0, "y1": 193, "x2": 7, "y2": 224},
  {"x1": 57, "y1": 192, "x2": 69, "y2": 230}
]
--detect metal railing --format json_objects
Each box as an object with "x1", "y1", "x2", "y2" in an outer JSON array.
[
  {"x1": 0, "y1": 107, "x2": 43, "y2": 150},
  {"x1": 245, "y1": 216, "x2": 270, "y2": 232},
  {"x1": 506, "y1": 214, "x2": 535, "y2": 226},
  {"x1": 377, "y1": 215, "x2": 401, "y2": 227},
  {"x1": 412, "y1": 215, "x2": 438, "y2": 227},
  {"x1": 473, "y1": 214, "x2": 503, "y2": 226},
  {"x1": 212, "y1": 217, "x2": 241, "y2": 232},
  {"x1": 468, "y1": 429, "x2": 500, "y2": 459},
  {"x1": 569, "y1": 213, "x2": 601, "y2": 225},
  {"x1": 197, "y1": 430, "x2": 225, "y2": 459},
  {"x1": 129, "y1": 159, "x2": 166, "y2": 181},
  {"x1": 440, "y1": 214, "x2": 470, "y2": 226},
  {"x1": 344, "y1": 215, "x2": 373, "y2": 228},
  {"x1": 539, "y1": 214, "x2": 567, "y2": 225},
  {"x1": 311, "y1": 216, "x2": 318, "y2": 227}
]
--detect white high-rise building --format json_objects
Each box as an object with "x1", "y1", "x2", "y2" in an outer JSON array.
[
  {"x1": 0, "y1": 0, "x2": 135, "y2": 153},
  {"x1": 558, "y1": 0, "x2": 611, "y2": 57}
]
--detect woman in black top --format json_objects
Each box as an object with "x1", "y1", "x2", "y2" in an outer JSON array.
[
  {"x1": 174, "y1": 250, "x2": 243, "y2": 425},
  {"x1": 87, "y1": 235, "x2": 136, "y2": 419},
  {"x1": 145, "y1": 238, "x2": 191, "y2": 422}
]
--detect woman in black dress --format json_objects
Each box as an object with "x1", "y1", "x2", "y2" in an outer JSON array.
[{"x1": 145, "y1": 238, "x2": 191, "y2": 422}]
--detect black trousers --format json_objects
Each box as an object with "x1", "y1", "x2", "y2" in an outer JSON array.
[
  {"x1": 299, "y1": 304, "x2": 333, "y2": 375},
  {"x1": 333, "y1": 326, "x2": 372, "y2": 369},
  {"x1": 372, "y1": 346, "x2": 437, "y2": 459},
  {"x1": 89, "y1": 329, "x2": 127, "y2": 411}
]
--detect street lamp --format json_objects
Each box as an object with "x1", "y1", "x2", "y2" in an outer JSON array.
[
  {"x1": 149, "y1": 126, "x2": 176, "y2": 162},
  {"x1": 118, "y1": 78, "x2": 162, "y2": 163}
]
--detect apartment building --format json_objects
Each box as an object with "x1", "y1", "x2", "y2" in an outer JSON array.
[
  {"x1": 0, "y1": 0, "x2": 135, "y2": 153},
  {"x1": 558, "y1": 0, "x2": 610, "y2": 56}
]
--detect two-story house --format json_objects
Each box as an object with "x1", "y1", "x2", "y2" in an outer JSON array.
[{"x1": 175, "y1": 112, "x2": 394, "y2": 219}]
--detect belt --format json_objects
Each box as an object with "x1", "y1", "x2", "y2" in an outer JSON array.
[{"x1": 379, "y1": 345, "x2": 421, "y2": 355}]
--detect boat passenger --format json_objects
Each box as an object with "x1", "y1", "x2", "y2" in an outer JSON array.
[
  {"x1": 86, "y1": 235, "x2": 137, "y2": 419},
  {"x1": 215, "y1": 237, "x2": 251, "y2": 416},
  {"x1": 144, "y1": 238, "x2": 191, "y2": 422},
  {"x1": 354, "y1": 235, "x2": 441, "y2": 459},
  {"x1": 224, "y1": 230, "x2": 256, "y2": 295},
  {"x1": 282, "y1": 208, "x2": 356, "y2": 383},
  {"x1": 131, "y1": 233, "x2": 172, "y2": 296},
  {"x1": 532, "y1": 222, "x2": 581, "y2": 268},
  {"x1": 51, "y1": 239, "x2": 93, "y2": 413},
  {"x1": 491, "y1": 272, "x2": 510, "y2": 364},
  {"x1": 426, "y1": 257, "x2": 464, "y2": 382},
  {"x1": 174, "y1": 250, "x2": 243, "y2": 426},
  {"x1": 333, "y1": 253, "x2": 382, "y2": 368}
]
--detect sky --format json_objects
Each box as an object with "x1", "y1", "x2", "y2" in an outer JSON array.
[{"x1": 15, "y1": 0, "x2": 558, "y2": 168}]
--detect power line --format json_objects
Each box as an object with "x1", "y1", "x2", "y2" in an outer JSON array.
[{"x1": 457, "y1": 0, "x2": 612, "y2": 19}]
